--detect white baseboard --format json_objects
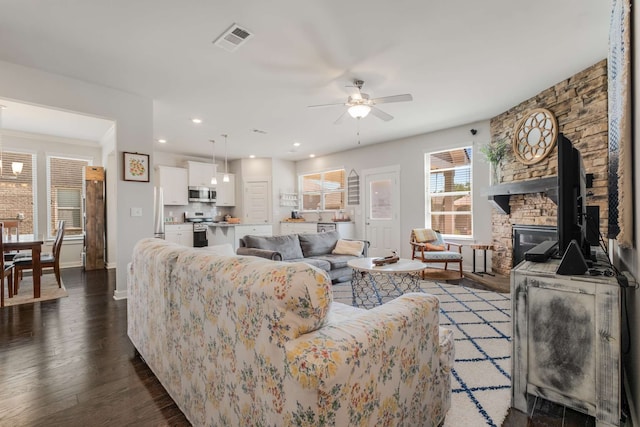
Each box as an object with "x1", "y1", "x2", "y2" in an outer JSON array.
[
  {"x1": 105, "y1": 262, "x2": 117, "y2": 269},
  {"x1": 113, "y1": 289, "x2": 128, "y2": 300},
  {"x1": 61, "y1": 261, "x2": 83, "y2": 269}
]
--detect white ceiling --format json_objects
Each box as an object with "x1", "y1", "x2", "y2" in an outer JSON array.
[{"x1": 0, "y1": 0, "x2": 610, "y2": 160}]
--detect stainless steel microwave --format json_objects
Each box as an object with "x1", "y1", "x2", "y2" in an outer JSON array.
[{"x1": 188, "y1": 186, "x2": 216, "y2": 203}]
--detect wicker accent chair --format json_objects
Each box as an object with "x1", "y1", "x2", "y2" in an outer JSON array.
[{"x1": 410, "y1": 228, "x2": 463, "y2": 278}]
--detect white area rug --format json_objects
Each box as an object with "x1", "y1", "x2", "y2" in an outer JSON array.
[{"x1": 332, "y1": 280, "x2": 512, "y2": 427}]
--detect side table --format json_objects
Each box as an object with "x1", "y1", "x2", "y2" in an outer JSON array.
[{"x1": 470, "y1": 244, "x2": 495, "y2": 276}]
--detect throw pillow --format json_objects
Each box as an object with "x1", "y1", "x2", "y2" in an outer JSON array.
[
  {"x1": 202, "y1": 243, "x2": 235, "y2": 256},
  {"x1": 298, "y1": 230, "x2": 340, "y2": 257},
  {"x1": 332, "y1": 239, "x2": 364, "y2": 256},
  {"x1": 424, "y1": 242, "x2": 446, "y2": 251}
]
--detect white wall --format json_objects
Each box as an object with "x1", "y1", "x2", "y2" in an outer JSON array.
[
  {"x1": 295, "y1": 120, "x2": 492, "y2": 270},
  {"x1": 0, "y1": 60, "x2": 154, "y2": 298}
]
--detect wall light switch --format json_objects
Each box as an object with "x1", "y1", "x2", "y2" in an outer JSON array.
[{"x1": 131, "y1": 207, "x2": 142, "y2": 217}]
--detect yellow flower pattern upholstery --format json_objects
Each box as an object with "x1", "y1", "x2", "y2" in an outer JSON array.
[{"x1": 128, "y1": 238, "x2": 454, "y2": 426}]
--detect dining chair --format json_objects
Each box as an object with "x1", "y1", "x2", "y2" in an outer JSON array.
[
  {"x1": 13, "y1": 220, "x2": 65, "y2": 294},
  {"x1": 1, "y1": 224, "x2": 16, "y2": 308}
]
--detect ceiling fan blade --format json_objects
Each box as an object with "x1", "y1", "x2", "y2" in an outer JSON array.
[
  {"x1": 308, "y1": 101, "x2": 345, "y2": 108},
  {"x1": 371, "y1": 94, "x2": 413, "y2": 104},
  {"x1": 370, "y1": 106, "x2": 393, "y2": 121},
  {"x1": 333, "y1": 110, "x2": 347, "y2": 125}
]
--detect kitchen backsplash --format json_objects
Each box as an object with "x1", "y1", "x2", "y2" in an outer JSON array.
[{"x1": 163, "y1": 203, "x2": 233, "y2": 223}]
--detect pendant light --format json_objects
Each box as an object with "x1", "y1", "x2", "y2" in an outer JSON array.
[
  {"x1": 222, "y1": 134, "x2": 230, "y2": 183},
  {"x1": 210, "y1": 139, "x2": 217, "y2": 186},
  {"x1": 0, "y1": 105, "x2": 23, "y2": 178}
]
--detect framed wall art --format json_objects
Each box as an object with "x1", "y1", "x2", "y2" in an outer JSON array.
[{"x1": 123, "y1": 152, "x2": 150, "y2": 182}]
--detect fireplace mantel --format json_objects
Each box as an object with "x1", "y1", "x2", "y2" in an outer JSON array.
[{"x1": 484, "y1": 176, "x2": 557, "y2": 214}]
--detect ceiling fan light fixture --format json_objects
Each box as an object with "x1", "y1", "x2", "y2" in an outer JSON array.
[{"x1": 348, "y1": 104, "x2": 371, "y2": 119}]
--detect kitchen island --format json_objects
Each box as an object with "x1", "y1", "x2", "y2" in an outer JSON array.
[{"x1": 207, "y1": 223, "x2": 272, "y2": 250}]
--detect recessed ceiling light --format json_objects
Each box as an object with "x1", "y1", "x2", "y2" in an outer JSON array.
[
  {"x1": 158, "y1": 139, "x2": 167, "y2": 144},
  {"x1": 249, "y1": 155, "x2": 255, "y2": 159},
  {"x1": 191, "y1": 118, "x2": 202, "y2": 124},
  {"x1": 293, "y1": 142, "x2": 301, "y2": 147},
  {"x1": 309, "y1": 154, "x2": 315, "y2": 158}
]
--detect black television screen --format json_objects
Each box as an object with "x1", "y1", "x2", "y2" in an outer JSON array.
[{"x1": 556, "y1": 133, "x2": 590, "y2": 260}]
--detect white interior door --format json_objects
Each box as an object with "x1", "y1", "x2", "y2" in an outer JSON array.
[
  {"x1": 243, "y1": 180, "x2": 270, "y2": 224},
  {"x1": 363, "y1": 167, "x2": 400, "y2": 258}
]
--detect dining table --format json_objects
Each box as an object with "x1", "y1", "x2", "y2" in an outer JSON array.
[{"x1": 4, "y1": 239, "x2": 44, "y2": 298}]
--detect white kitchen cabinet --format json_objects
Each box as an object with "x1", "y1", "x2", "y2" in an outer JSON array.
[
  {"x1": 164, "y1": 224, "x2": 193, "y2": 247},
  {"x1": 187, "y1": 161, "x2": 215, "y2": 187},
  {"x1": 280, "y1": 222, "x2": 317, "y2": 235},
  {"x1": 157, "y1": 165, "x2": 188, "y2": 205},
  {"x1": 216, "y1": 172, "x2": 235, "y2": 206}
]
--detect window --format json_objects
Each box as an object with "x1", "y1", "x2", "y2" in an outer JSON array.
[
  {"x1": 300, "y1": 169, "x2": 346, "y2": 211},
  {"x1": 426, "y1": 147, "x2": 472, "y2": 237},
  {"x1": 48, "y1": 156, "x2": 90, "y2": 238},
  {"x1": 0, "y1": 151, "x2": 36, "y2": 237}
]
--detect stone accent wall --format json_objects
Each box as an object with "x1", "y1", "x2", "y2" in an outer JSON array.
[{"x1": 489, "y1": 59, "x2": 609, "y2": 276}]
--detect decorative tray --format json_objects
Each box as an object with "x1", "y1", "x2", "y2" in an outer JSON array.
[{"x1": 372, "y1": 255, "x2": 400, "y2": 266}]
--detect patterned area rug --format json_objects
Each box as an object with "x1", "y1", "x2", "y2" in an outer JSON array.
[
  {"x1": 3, "y1": 273, "x2": 68, "y2": 307},
  {"x1": 332, "y1": 279, "x2": 511, "y2": 427}
]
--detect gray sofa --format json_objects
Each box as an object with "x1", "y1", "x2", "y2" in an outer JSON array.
[{"x1": 236, "y1": 230, "x2": 368, "y2": 282}]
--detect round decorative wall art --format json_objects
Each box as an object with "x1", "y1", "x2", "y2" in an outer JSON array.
[{"x1": 513, "y1": 108, "x2": 558, "y2": 165}]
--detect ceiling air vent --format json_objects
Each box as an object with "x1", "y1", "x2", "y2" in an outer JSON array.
[{"x1": 213, "y1": 23, "x2": 253, "y2": 52}]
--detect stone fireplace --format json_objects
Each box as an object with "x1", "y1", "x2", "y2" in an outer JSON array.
[
  {"x1": 488, "y1": 59, "x2": 609, "y2": 276},
  {"x1": 512, "y1": 224, "x2": 557, "y2": 266}
]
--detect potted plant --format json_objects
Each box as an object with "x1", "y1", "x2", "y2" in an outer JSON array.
[{"x1": 480, "y1": 139, "x2": 509, "y2": 184}]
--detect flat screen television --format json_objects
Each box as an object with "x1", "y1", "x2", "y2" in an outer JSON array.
[{"x1": 556, "y1": 133, "x2": 591, "y2": 261}]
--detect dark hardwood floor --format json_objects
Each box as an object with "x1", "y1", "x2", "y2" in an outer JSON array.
[
  {"x1": 1, "y1": 267, "x2": 598, "y2": 426},
  {"x1": 0, "y1": 267, "x2": 189, "y2": 426}
]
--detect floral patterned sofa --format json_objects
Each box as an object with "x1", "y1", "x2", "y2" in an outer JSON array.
[{"x1": 127, "y1": 238, "x2": 454, "y2": 426}]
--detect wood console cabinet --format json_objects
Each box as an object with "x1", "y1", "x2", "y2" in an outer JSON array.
[{"x1": 511, "y1": 258, "x2": 621, "y2": 427}]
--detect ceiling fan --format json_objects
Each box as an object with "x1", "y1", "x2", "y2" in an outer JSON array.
[{"x1": 308, "y1": 79, "x2": 413, "y2": 123}]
